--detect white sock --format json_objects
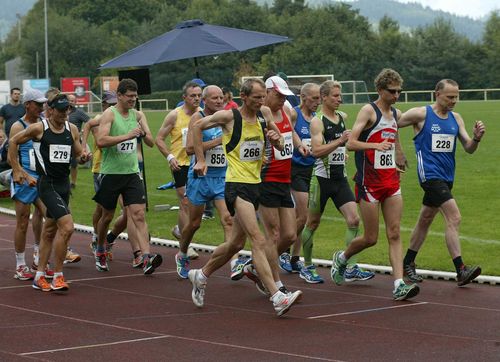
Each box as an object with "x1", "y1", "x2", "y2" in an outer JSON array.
[
  {"x1": 92, "y1": 233, "x2": 98, "y2": 242},
  {"x1": 33, "y1": 245, "x2": 40, "y2": 264},
  {"x1": 339, "y1": 252, "x2": 347, "y2": 264},
  {"x1": 275, "y1": 280, "x2": 283, "y2": 289},
  {"x1": 15, "y1": 252, "x2": 26, "y2": 268},
  {"x1": 53, "y1": 272, "x2": 63, "y2": 279},
  {"x1": 178, "y1": 251, "x2": 188, "y2": 258},
  {"x1": 35, "y1": 271, "x2": 44, "y2": 280},
  {"x1": 198, "y1": 269, "x2": 208, "y2": 282},
  {"x1": 271, "y1": 290, "x2": 283, "y2": 303},
  {"x1": 393, "y1": 278, "x2": 404, "y2": 291}
]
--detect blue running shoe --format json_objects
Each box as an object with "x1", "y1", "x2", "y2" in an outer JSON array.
[
  {"x1": 299, "y1": 265, "x2": 324, "y2": 284},
  {"x1": 345, "y1": 265, "x2": 375, "y2": 282},
  {"x1": 175, "y1": 253, "x2": 190, "y2": 279},
  {"x1": 230, "y1": 256, "x2": 249, "y2": 281},
  {"x1": 279, "y1": 252, "x2": 292, "y2": 273},
  {"x1": 291, "y1": 259, "x2": 304, "y2": 273},
  {"x1": 330, "y1": 251, "x2": 347, "y2": 285}
]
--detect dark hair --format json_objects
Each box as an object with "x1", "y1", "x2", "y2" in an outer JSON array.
[
  {"x1": 10, "y1": 87, "x2": 21, "y2": 94},
  {"x1": 374, "y1": 68, "x2": 403, "y2": 90},
  {"x1": 117, "y1": 78, "x2": 138, "y2": 95},
  {"x1": 182, "y1": 81, "x2": 202, "y2": 96},
  {"x1": 262, "y1": 70, "x2": 276, "y2": 82}
]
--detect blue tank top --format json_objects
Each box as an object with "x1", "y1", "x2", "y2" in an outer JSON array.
[
  {"x1": 17, "y1": 118, "x2": 38, "y2": 178},
  {"x1": 414, "y1": 105, "x2": 458, "y2": 183},
  {"x1": 291, "y1": 106, "x2": 315, "y2": 167},
  {"x1": 188, "y1": 112, "x2": 226, "y2": 178}
]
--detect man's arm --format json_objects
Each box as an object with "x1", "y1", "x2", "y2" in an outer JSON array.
[
  {"x1": 398, "y1": 106, "x2": 426, "y2": 130},
  {"x1": 456, "y1": 114, "x2": 485, "y2": 154},
  {"x1": 261, "y1": 106, "x2": 284, "y2": 150},
  {"x1": 310, "y1": 116, "x2": 350, "y2": 158},
  {"x1": 95, "y1": 108, "x2": 142, "y2": 148},
  {"x1": 81, "y1": 115, "x2": 101, "y2": 149},
  {"x1": 185, "y1": 112, "x2": 221, "y2": 156},
  {"x1": 346, "y1": 105, "x2": 392, "y2": 152},
  {"x1": 136, "y1": 111, "x2": 154, "y2": 148},
  {"x1": 8, "y1": 123, "x2": 43, "y2": 186},
  {"x1": 193, "y1": 110, "x2": 233, "y2": 176},
  {"x1": 70, "y1": 123, "x2": 88, "y2": 162},
  {"x1": 155, "y1": 109, "x2": 181, "y2": 171}
]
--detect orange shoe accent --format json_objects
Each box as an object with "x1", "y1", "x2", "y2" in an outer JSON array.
[
  {"x1": 33, "y1": 276, "x2": 52, "y2": 292},
  {"x1": 51, "y1": 275, "x2": 69, "y2": 291}
]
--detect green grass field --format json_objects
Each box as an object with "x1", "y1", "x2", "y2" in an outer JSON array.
[{"x1": 2, "y1": 100, "x2": 499, "y2": 275}]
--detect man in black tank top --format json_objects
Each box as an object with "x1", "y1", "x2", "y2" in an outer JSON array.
[{"x1": 9, "y1": 94, "x2": 89, "y2": 293}]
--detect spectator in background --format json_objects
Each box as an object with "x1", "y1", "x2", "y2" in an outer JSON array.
[
  {"x1": 222, "y1": 87, "x2": 238, "y2": 110},
  {"x1": 0, "y1": 88, "x2": 25, "y2": 138},
  {"x1": 67, "y1": 94, "x2": 90, "y2": 189}
]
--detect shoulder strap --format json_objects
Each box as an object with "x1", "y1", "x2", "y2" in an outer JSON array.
[
  {"x1": 199, "y1": 110, "x2": 205, "y2": 118},
  {"x1": 225, "y1": 108, "x2": 243, "y2": 154},
  {"x1": 390, "y1": 107, "x2": 398, "y2": 122}
]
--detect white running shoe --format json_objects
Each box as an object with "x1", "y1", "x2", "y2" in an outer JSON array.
[
  {"x1": 188, "y1": 269, "x2": 206, "y2": 308},
  {"x1": 272, "y1": 290, "x2": 303, "y2": 317}
]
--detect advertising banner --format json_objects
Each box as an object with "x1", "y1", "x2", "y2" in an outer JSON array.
[
  {"x1": 61, "y1": 77, "x2": 90, "y2": 104},
  {"x1": 22, "y1": 79, "x2": 50, "y2": 95},
  {"x1": 101, "y1": 76, "x2": 119, "y2": 94},
  {"x1": 0, "y1": 80, "x2": 11, "y2": 106}
]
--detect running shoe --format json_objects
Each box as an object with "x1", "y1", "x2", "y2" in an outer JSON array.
[
  {"x1": 64, "y1": 248, "x2": 81, "y2": 264},
  {"x1": 404, "y1": 262, "x2": 423, "y2": 283},
  {"x1": 13, "y1": 265, "x2": 34, "y2": 281},
  {"x1": 171, "y1": 225, "x2": 181, "y2": 240},
  {"x1": 187, "y1": 246, "x2": 199, "y2": 260},
  {"x1": 202, "y1": 214, "x2": 215, "y2": 220},
  {"x1": 299, "y1": 264, "x2": 324, "y2": 284},
  {"x1": 188, "y1": 269, "x2": 206, "y2": 307},
  {"x1": 230, "y1": 256, "x2": 250, "y2": 281},
  {"x1": 279, "y1": 252, "x2": 292, "y2": 273},
  {"x1": 175, "y1": 252, "x2": 190, "y2": 279},
  {"x1": 457, "y1": 265, "x2": 481, "y2": 286},
  {"x1": 393, "y1": 281, "x2": 420, "y2": 301},
  {"x1": 95, "y1": 252, "x2": 108, "y2": 272},
  {"x1": 143, "y1": 253, "x2": 163, "y2": 275},
  {"x1": 90, "y1": 240, "x2": 97, "y2": 256},
  {"x1": 105, "y1": 242, "x2": 114, "y2": 261},
  {"x1": 33, "y1": 276, "x2": 52, "y2": 292},
  {"x1": 272, "y1": 290, "x2": 303, "y2": 317},
  {"x1": 345, "y1": 265, "x2": 376, "y2": 282},
  {"x1": 330, "y1": 251, "x2": 347, "y2": 285},
  {"x1": 291, "y1": 259, "x2": 304, "y2": 273},
  {"x1": 244, "y1": 263, "x2": 270, "y2": 296},
  {"x1": 51, "y1": 275, "x2": 69, "y2": 292},
  {"x1": 31, "y1": 262, "x2": 54, "y2": 279},
  {"x1": 132, "y1": 254, "x2": 143, "y2": 269}
]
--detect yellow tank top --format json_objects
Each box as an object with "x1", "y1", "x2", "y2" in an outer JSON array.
[
  {"x1": 91, "y1": 114, "x2": 102, "y2": 173},
  {"x1": 223, "y1": 110, "x2": 265, "y2": 184},
  {"x1": 170, "y1": 106, "x2": 192, "y2": 166}
]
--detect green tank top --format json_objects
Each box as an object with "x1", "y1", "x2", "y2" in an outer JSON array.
[{"x1": 101, "y1": 106, "x2": 139, "y2": 174}]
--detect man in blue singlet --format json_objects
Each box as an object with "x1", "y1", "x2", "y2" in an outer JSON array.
[{"x1": 398, "y1": 79, "x2": 485, "y2": 286}]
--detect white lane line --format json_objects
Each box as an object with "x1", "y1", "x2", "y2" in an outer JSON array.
[
  {"x1": 307, "y1": 302, "x2": 428, "y2": 319},
  {"x1": 20, "y1": 336, "x2": 171, "y2": 356}
]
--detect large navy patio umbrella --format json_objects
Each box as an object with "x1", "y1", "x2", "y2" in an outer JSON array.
[{"x1": 100, "y1": 19, "x2": 290, "y2": 77}]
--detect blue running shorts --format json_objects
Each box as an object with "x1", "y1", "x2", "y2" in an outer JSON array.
[{"x1": 186, "y1": 176, "x2": 225, "y2": 206}]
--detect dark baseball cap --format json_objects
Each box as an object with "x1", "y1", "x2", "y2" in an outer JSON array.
[
  {"x1": 102, "y1": 91, "x2": 117, "y2": 104},
  {"x1": 48, "y1": 94, "x2": 70, "y2": 110}
]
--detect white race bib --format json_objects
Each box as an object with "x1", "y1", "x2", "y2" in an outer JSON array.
[
  {"x1": 181, "y1": 128, "x2": 188, "y2": 148},
  {"x1": 29, "y1": 149, "x2": 36, "y2": 171},
  {"x1": 49, "y1": 144, "x2": 71, "y2": 163},
  {"x1": 374, "y1": 147, "x2": 395, "y2": 169},
  {"x1": 328, "y1": 146, "x2": 346, "y2": 165},
  {"x1": 206, "y1": 146, "x2": 226, "y2": 167},
  {"x1": 240, "y1": 140, "x2": 263, "y2": 161},
  {"x1": 431, "y1": 134, "x2": 455, "y2": 153},
  {"x1": 117, "y1": 138, "x2": 137, "y2": 154},
  {"x1": 274, "y1": 131, "x2": 293, "y2": 160}
]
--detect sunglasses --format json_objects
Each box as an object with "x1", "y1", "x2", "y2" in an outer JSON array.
[{"x1": 385, "y1": 88, "x2": 403, "y2": 94}]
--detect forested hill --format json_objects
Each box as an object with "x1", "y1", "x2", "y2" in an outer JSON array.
[{"x1": 259, "y1": 0, "x2": 487, "y2": 42}]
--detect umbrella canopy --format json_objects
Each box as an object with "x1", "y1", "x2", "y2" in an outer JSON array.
[{"x1": 100, "y1": 19, "x2": 290, "y2": 69}]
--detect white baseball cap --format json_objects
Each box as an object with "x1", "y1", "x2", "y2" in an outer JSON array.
[
  {"x1": 23, "y1": 89, "x2": 48, "y2": 103},
  {"x1": 265, "y1": 76, "x2": 294, "y2": 96}
]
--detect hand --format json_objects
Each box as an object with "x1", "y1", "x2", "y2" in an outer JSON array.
[
  {"x1": 12, "y1": 169, "x2": 37, "y2": 187},
  {"x1": 265, "y1": 128, "x2": 281, "y2": 147},
  {"x1": 128, "y1": 127, "x2": 143, "y2": 139},
  {"x1": 473, "y1": 120, "x2": 485, "y2": 140},
  {"x1": 340, "y1": 130, "x2": 351, "y2": 143},
  {"x1": 395, "y1": 152, "x2": 409, "y2": 173},
  {"x1": 298, "y1": 144, "x2": 309, "y2": 157},
  {"x1": 168, "y1": 156, "x2": 181, "y2": 172},
  {"x1": 193, "y1": 159, "x2": 207, "y2": 176},
  {"x1": 374, "y1": 140, "x2": 393, "y2": 151}
]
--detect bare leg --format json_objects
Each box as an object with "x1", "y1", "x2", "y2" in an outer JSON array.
[{"x1": 381, "y1": 195, "x2": 404, "y2": 280}]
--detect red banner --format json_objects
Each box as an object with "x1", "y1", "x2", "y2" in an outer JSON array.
[{"x1": 61, "y1": 77, "x2": 90, "y2": 104}]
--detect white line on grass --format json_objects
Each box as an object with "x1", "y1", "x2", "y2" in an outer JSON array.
[{"x1": 307, "y1": 302, "x2": 428, "y2": 319}]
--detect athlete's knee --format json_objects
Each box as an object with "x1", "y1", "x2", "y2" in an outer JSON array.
[
  {"x1": 220, "y1": 213, "x2": 232, "y2": 229},
  {"x1": 447, "y1": 213, "x2": 461, "y2": 229},
  {"x1": 58, "y1": 222, "x2": 75, "y2": 240},
  {"x1": 346, "y1": 214, "x2": 360, "y2": 228},
  {"x1": 386, "y1": 228, "x2": 401, "y2": 245}
]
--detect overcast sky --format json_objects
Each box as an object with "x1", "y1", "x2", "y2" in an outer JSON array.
[{"x1": 395, "y1": 0, "x2": 499, "y2": 19}]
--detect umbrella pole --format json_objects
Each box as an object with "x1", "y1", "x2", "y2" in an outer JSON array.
[{"x1": 194, "y1": 57, "x2": 200, "y2": 78}]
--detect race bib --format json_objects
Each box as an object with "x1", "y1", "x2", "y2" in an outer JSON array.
[
  {"x1": 240, "y1": 140, "x2": 263, "y2": 161},
  {"x1": 49, "y1": 144, "x2": 71, "y2": 163},
  {"x1": 328, "y1": 146, "x2": 346, "y2": 165},
  {"x1": 431, "y1": 134, "x2": 455, "y2": 153},
  {"x1": 274, "y1": 131, "x2": 293, "y2": 160},
  {"x1": 206, "y1": 145, "x2": 226, "y2": 167},
  {"x1": 301, "y1": 138, "x2": 312, "y2": 151},
  {"x1": 181, "y1": 128, "x2": 188, "y2": 147},
  {"x1": 374, "y1": 147, "x2": 395, "y2": 169},
  {"x1": 117, "y1": 138, "x2": 137, "y2": 154},
  {"x1": 29, "y1": 149, "x2": 36, "y2": 171}
]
